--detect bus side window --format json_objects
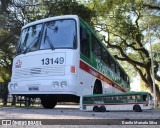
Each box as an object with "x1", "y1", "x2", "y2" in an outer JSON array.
[
  {"x1": 92, "y1": 35, "x2": 102, "y2": 59},
  {"x1": 136, "y1": 95, "x2": 141, "y2": 101},
  {"x1": 113, "y1": 96, "x2": 116, "y2": 100},
  {"x1": 108, "y1": 96, "x2": 112, "y2": 101},
  {"x1": 102, "y1": 48, "x2": 109, "y2": 65},
  {"x1": 143, "y1": 95, "x2": 147, "y2": 101},
  {"x1": 116, "y1": 64, "x2": 121, "y2": 76},
  {"x1": 127, "y1": 96, "x2": 132, "y2": 100},
  {"x1": 132, "y1": 95, "x2": 136, "y2": 100},
  {"x1": 118, "y1": 96, "x2": 122, "y2": 100},
  {"x1": 123, "y1": 96, "x2": 127, "y2": 100},
  {"x1": 110, "y1": 58, "x2": 116, "y2": 72},
  {"x1": 80, "y1": 27, "x2": 90, "y2": 58}
]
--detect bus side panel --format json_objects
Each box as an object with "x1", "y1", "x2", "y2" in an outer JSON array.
[
  {"x1": 78, "y1": 67, "x2": 95, "y2": 95},
  {"x1": 82, "y1": 104, "x2": 134, "y2": 111},
  {"x1": 79, "y1": 60, "x2": 125, "y2": 95},
  {"x1": 78, "y1": 66, "x2": 120, "y2": 95}
]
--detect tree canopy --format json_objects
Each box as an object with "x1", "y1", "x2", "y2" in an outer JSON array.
[
  {"x1": 0, "y1": 0, "x2": 95, "y2": 81},
  {"x1": 87, "y1": 0, "x2": 160, "y2": 100}
]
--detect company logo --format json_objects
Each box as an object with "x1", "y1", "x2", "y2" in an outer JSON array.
[
  {"x1": 2, "y1": 120, "x2": 11, "y2": 125},
  {"x1": 1, "y1": 120, "x2": 42, "y2": 126},
  {"x1": 15, "y1": 60, "x2": 22, "y2": 68}
]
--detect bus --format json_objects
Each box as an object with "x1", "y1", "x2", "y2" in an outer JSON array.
[
  {"x1": 8, "y1": 15, "x2": 130, "y2": 109},
  {"x1": 80, "y1": 92, "x2": 154, "y2": 112}
]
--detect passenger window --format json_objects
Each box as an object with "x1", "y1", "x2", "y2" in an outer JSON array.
[
  {"x1": 132, "y1": 96, "x2": 136, "y2": 100},
  {"x1": 136, "y1": 95, "x2": 141, "y2": 100},
  {"x1": 92, "y1": 35, "x2": 102, "y2": 59},
  {"x1": 110, "y1": 58, "x2": 116, "y2": 72},
  {"x1": 116, "y1": 64, "x2": 121, "y2": 76},
  {"x1": 102, "y1": 48, "x2": 110, "y2": 66},
  {"x1": 143, "y1": 95, "x2": 147, "y2": 101},
  {"x1": 80, "y1": 27, "x2": 90, "y2": 58}
]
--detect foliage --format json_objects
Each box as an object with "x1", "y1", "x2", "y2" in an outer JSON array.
[
  {"x1": 0, "y1": 0, "x2": 96, "y2": 80},
  {"x1": 87, "y1": 0, "x2": 160, "y2": 100},
  {"x1": 9, "y1": 0, "x2": 95, "y2": 26},
  {"x1": 0, "y1": 0, "x2": 96, "y2": 105},
  {"x1": 152, "y1": 43, "x2": 160, "y2": 62}
]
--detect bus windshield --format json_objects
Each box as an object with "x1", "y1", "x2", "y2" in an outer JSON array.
[{"x1": 17, "y1": 19, "x2": 77, "y2": 54}]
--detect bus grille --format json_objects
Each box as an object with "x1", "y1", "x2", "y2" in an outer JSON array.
[{"x1": 13, "y1": 66, "x2": 65, "y2": 78}]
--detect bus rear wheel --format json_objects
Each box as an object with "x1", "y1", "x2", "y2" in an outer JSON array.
[
  {"x1": 93, "y1": 106, "x2": 106, "y2": 112},
  {"x1": 133, "y1": 105, "x2": 142, "y2": 112},
  {"x1": 93, "y1": 106, "x2": 99, "y2": 112},
  {"x1": 40, "y1": 97, "x2": 57, "y2": 109}
]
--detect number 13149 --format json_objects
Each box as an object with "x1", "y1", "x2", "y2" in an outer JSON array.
[{"x1": 41, "y1": 57, "x2": 64, "y2": 65}]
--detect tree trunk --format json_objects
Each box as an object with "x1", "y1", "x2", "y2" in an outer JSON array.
[
  {"x1": 11, "y1": 95, "x2": 16, "y2": 106},
  {"x1": 155, "y1": 84, "x2": 160, "y2": 107},
  {"x1": 147, "y1": 83, "x2": 160, "y2": 107},
  {"x1": 2, "y1": 83, "x2": 8, "y2": 106}
]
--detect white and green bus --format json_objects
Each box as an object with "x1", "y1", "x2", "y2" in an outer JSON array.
[
  {"x1": 8, "y1": 15, "x2": 130, "y2": 108},
  {"x1": 80, "y1": 92, "x2": 154, "y2": 112}
]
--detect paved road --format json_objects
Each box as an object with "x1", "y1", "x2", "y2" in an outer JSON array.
[
  {"x1": 0, "y1": 105, "x2": 160, "y2": 127},
  {"x1": 0, "y1": 105, "x2": 159, "y2": 119}
]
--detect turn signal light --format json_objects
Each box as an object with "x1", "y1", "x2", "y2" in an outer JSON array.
[{"x1": 70, "y1": 66, "x2": 76, "y2": 73}]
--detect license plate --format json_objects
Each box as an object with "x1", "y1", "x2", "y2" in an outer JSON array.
[{"x1": 28, "y1": 86, "x2": 39, "y2": 91}]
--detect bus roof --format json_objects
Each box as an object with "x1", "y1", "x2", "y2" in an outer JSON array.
[
  {"x1": 22, "y1": 15, "x2": 79, "y2": 30},
  {"x1": 83, "y1": 92, "x2": 149, "y2": 97}
]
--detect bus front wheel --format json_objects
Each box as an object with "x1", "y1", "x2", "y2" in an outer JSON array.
[
  {"x1": 41, "y1": 97, "x2": 57, "y2": 109},
  {"x1": 133, "y1": 105, "x2": 142, "y2": 112}
]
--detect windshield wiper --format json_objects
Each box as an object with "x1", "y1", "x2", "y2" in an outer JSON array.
[
  {"x1": 44, "y1": 29, "x2": 55, "y2": 50},
  {"x1": 23, "y1": 37, "x2": 38, "y2": 54}
]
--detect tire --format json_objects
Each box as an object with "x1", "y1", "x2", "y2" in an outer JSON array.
[
  {"x1": 93, "y1": 106, "x2": 106, "y2": 112},
  {"x1": 93, "y1": 106, "x2": 99, "y2": 112},
  {"x1": 41, "y1": 98, "x2": 57, "y2": 109},
  {"x1": 99, "y1": 106, "x2": 106, "y2": 112},
  {"x1": 133, "y1": 105, "x2": 142, "y2": 112}
]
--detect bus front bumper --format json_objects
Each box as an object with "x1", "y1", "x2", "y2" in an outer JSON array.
[{"x1": 8, "y1": 79, "x2": 77, "y2": 95}]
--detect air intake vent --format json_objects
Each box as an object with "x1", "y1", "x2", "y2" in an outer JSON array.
[
  {"x1": 14, "y1": 66, "x2": 65, "y2": 78},
  {"x1": 30, "y1": 68, "x2": 41, "y2": 74}
]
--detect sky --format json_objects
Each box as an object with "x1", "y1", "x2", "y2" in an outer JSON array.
[{"x1": 130, "y1": 76, "x2": 141, "y2": 92}]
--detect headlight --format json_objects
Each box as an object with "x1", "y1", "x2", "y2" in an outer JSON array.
[
  {"x1": 14, "y1": 83, "x2": 18, "y2": 89},
  {"x1": 61, "y1": 81, "x2": 67, "y2": 89},
  {"x1": 53, "y1": 81, "x2": 59, "y2": 89},
  {"x1": 10, "y1": 83, "x2": 14, "y2": 90},
  {"x1": 10, "y1": 83, "x2": 18, "y2": 90}
]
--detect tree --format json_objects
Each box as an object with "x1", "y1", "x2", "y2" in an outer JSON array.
[
  {"x1": 0, "y1": 0, "x2": 11, "y2": 13},
  {"x1": 8, "y1": 0, "x2": 95, "y2": 26},
  {"x1": 0, "y1": 0, "x2": 19, "y2": 105},
  {"x1": 152, "y1": 43, "x2": 160, "y2": 63},
  {"x1": 0, "y1": 28, "x2": 18, "y2": 105},
  {"x1": 88, "y1": 0, "x2": 160, "y2": 101},
  {"x1": 0, "y1": 0, "x2": 96, "y2": 105}
]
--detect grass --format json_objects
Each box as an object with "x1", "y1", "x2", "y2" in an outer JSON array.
[
  {"x1": 0, "y1": 101, "x2": 79, "y2": 108},
  {"x1": 0, "y1": 102, "x2": 42, "y2": 108}
]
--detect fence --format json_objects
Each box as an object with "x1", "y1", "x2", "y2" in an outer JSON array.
[
  {"x1": 0, "y1": 82, "x2": 7, "y2": 104},
  {"x1": 0, "y1": 83, "x2": 41, "y2": 106},
  {"x1": 0, "y1": 95, "x2": 42, "y2": 107}
]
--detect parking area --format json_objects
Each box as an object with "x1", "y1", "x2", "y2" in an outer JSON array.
[{"x1": 0, "y1": 105, "x2": 159, "y2": 119}]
